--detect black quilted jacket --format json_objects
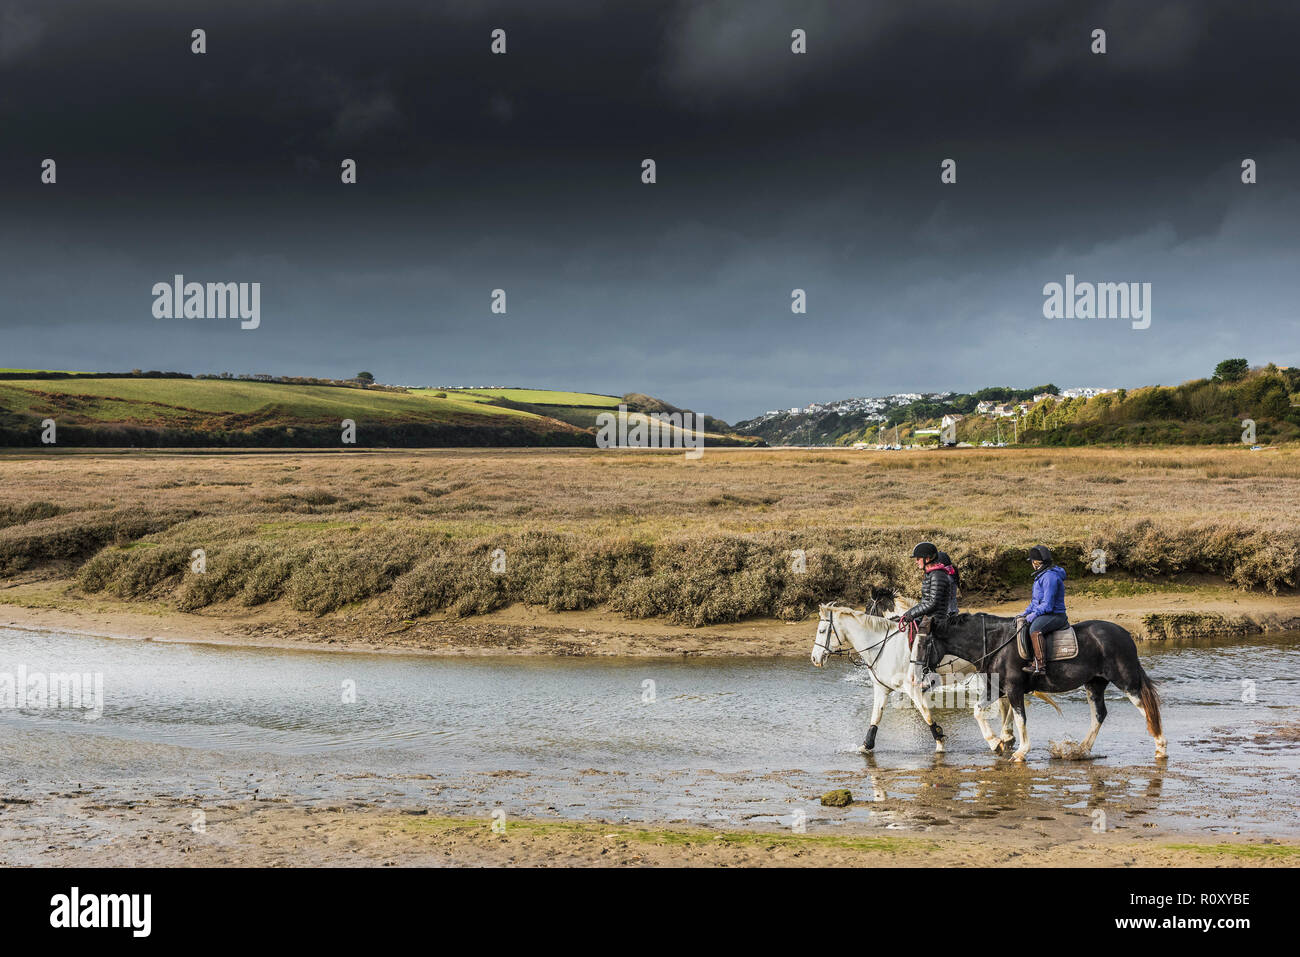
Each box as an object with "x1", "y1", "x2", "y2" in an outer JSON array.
[{"x1": 903, "y1": 567, "x2": 953, "y2": 622}]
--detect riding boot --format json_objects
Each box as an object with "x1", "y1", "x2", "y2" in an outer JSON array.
[{"x1": 1025, "y1": 631, "x2": 1047, "y2": 675}]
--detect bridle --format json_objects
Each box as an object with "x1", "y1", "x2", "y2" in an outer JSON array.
[
  {"x1": 911, "y1": 614, "x2": 1020, "y2": 674},
  {"x1": 815, "y1": 600, "x2": 906, "y2": 689}
]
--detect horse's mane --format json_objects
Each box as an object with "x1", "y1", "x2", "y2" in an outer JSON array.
[
  {"x1": 820, "y1": 600, "x2": 868, "y2": 620},
  {"x1": 869, "y1": 586, "x2": 897, "y2": 609},
  {"x1": 820, "y1": 601, "x2": 893, "y2": 627}
]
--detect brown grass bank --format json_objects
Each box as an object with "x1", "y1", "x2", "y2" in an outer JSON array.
[{"x1": 2, "y1": 447, "x2": 1299, "y2": 647}]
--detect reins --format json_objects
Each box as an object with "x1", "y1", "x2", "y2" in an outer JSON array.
[
  {"x1": 909, "y1": 614, "x2": 1018, "y2": 675},
  {"x1": 970, "y1": 613, "x2": 1020, "y2": 669},
  {"x1": 817, "y1": 602, "x2": 908, "y2": 691}
]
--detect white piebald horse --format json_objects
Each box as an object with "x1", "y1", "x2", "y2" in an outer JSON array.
[{"x1": 811, "y1": 601, "x2": 1017, "y2": 755}]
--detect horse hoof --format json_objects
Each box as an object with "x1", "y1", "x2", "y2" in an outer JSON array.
[
  {"x1": 857, "y1": 744, "x2": 873, "y2": 755},
  {"x1": 1012, "y1": 751, "x2": 1028, "y2": 763},
  {"x1": 992, "y1": 741, "x2": 1006, "y2": 755}
]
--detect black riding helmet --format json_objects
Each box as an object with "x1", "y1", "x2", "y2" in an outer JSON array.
[
  {"x1": 912, "y1": 541, "x2": 939, "y2": 561},
  {"x1": 1027, "y1": 544, "x2": 1053, "y2": 564}
]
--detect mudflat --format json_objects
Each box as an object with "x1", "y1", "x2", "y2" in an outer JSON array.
[{"x1": 1, "y1": 798, "x2": 1294, "y2": 868}]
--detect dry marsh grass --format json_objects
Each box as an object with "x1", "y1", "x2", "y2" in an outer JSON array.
[{"x1": 2, "y1": 446, "x2": 1298, "y2": 626}]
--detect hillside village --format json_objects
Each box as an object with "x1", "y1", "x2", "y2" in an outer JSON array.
[
  {"x1": 734, "y1": 361, "x2": 1298, "y2": 448},
  {"x1": 739, "y1": 386, "x2": 1117, "y2": 447},
  {"x1": 756, "y1": 387, "x2": 1117, "y2": 426}
]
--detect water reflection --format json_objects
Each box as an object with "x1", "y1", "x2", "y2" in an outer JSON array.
[{"x1": 0, "y1": 627, "x2": 1295, "y2": 834}]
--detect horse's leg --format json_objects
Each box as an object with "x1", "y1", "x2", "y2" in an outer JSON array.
[
  {"x1": 859, "y1": 681, "x2": 888, "y2": 753},
  {"x1": 1008, "y1": 683, "x2": 1031, "y2": 762},
  {"x1": 1099, "y1": 624, "x2": 1168, "y2": 759},
  {"x1": 996, "y1": 695, "x2": 1015, "y2": 752},
  {"x1": 1122, "y1": 687, "x2": 1168, "y2": 759},
  {"x1": 1082, "y1": 677, "x2": 1109, "y2": 752},
  {"x1": 906, "y1": 682, "x2": 945, "y2": 754},
  {"x1": 971, "y1": 676, "x2": 1002, "y2": 753}
]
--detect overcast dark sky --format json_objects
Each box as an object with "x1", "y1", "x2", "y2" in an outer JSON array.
[{"x1": 2, "y1": 0, "x2": 1297, "y2": 421}]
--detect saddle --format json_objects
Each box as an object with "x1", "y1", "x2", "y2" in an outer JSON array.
[{"x1": 1017, "y1": 626, "x2": 1078, "y2": 662}]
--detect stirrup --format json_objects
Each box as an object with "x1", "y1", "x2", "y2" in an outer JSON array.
[{"x1": 1023, "y1": 660, "x2": 1046, "y2": 674}]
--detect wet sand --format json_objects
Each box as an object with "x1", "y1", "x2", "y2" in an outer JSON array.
[{"x1": 1, "y1": 796, "x2": 1295, "y2": 867}]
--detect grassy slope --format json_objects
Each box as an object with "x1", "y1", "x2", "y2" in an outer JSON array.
[
  {"x1": 435, "y1": 388, "x2": 622, "y2": 407},
  {"x1": 0, "y1": 376, "x2": 757, "y2": 447},
  {"x1": 0, "y1": 379, "x2": 637, "y2": 449},
  {"x1": 0, "y1": 378, "x2": 539, "y2": 423}
]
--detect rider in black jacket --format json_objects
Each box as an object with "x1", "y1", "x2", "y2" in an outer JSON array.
[{"x1": 900, "y1": 542, "x2": 953, "y2": 630}]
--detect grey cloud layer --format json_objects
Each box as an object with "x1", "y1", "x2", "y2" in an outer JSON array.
[{"x1": 1, "y1": 1, "x2": 1296, "y2": 421}]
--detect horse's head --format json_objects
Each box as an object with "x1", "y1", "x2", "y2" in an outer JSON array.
[
  {"x1": 811, "y1": 603, "x2": 849, "y2": 667},
  {"x1": 867, "y1": 587, "x2": 897, "y2": 616},
  {"x1": 906, "y1": 619, "x2": 947, "y2": 688}
]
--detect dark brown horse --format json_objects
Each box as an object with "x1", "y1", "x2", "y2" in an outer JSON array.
[{"x1": 908, "y1": 613, "x2": 1166, "y2": 761}]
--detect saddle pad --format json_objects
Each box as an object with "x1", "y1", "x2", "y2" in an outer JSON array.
[{"x1": 1017, "y1": 626, "x2": 1079, "y2": 661}]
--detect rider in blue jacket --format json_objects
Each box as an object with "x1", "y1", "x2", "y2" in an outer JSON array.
[{"x1": 1019, "y1": 545, "x2": 1068, "y2": 675}]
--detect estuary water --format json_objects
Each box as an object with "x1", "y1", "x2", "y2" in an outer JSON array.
[{"x1": 0, "y1": 627, "x2": 1296, "y2": 835}]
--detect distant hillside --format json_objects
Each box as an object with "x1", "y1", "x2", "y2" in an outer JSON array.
[
  {"x1": 735, "y1": 363, "x2": 1300, "y2": 447},
  {"x1": 0, "y1": 372, "x2": 760, "y2": 448}
]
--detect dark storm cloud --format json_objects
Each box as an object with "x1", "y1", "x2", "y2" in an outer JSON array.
[{"x1": 2, "y1": 0, "x2": 1298, "y2": 421}]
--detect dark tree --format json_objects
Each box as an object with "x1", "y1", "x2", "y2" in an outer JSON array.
[
  {"x1": 355, "y1": 371, "x2": 375, "y2": 384},
  {"x1": 1213, "y1": 358, "x2": 1249, "y2": 382}
]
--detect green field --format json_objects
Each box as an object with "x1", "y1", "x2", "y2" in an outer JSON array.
[
  {"x1": 429, "y1": 388, "x2": 622, "y2": 407},
  {"x1": 0, "y1": 378, "x2": 540, "y2": 423},
  {"x1": 0, "y1": 376, "x2": 602, "y2": 446},
  {"x1": 0, "y1": 375, "x2": 752, "y2": 448}
]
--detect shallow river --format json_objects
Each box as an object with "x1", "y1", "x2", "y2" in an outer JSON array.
[{"x1": 1, "y1": 628, "x2": 1297, "y2": 835}]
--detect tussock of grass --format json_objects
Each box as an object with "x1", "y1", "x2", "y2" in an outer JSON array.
[
  {"x1": 1, "y1": 507, "x2": 196, "y2": 577},
  {"x1": 0, "y1": 501, "x2": 64, "y2": 528},
  {"x1": 76, "y1": 543, "x2": 191, "y2": 598}
]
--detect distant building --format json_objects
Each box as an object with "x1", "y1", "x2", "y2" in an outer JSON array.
[
  {"x1": 1060, "y1": 387, "x2": 1117, "y2": 399},
  {"x1": 976, "y1": 400, "x2": 997, "y2": 414}
]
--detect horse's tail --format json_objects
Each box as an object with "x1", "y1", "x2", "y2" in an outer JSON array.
[
  {"x1": 1031, "y1": 691, "x2": 1062, "y2": 716},
  {"x1": 1139, "y1": 671, "x2": 1163, "y2": 738}
]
